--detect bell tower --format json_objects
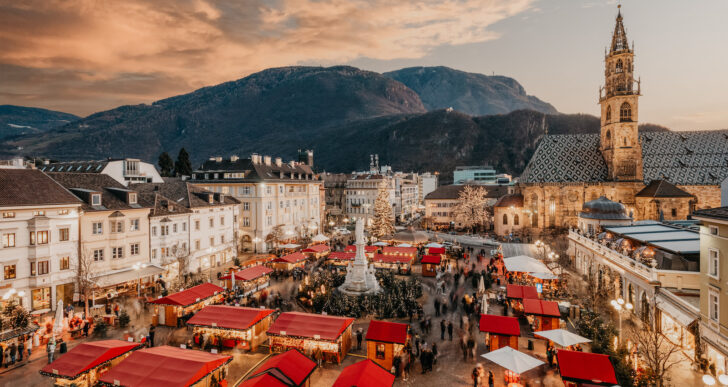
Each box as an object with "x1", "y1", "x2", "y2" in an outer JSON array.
[{"x1": 599, "y1": 5, "x2": 642, "y2": 181}]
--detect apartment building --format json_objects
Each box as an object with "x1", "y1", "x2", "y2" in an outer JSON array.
[
  {"x1": 424, "y1": 185, "x2": 507, "y2": 230},
  {"x1": 321, "y1": 172, "x2": 351, "y2": 224},
  {"x1": 0, "y1": 169, "x2": 82, "y2": 311},
  {"x1": 40, "y1": 158, "x2": 164, "y2": 186},
  {"x1": 190, "y1": 154, "x2": 322, "y2": 253}
]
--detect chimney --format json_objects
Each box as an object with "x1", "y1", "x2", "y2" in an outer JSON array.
[
  {"x1": 275, "y1": 157, "x2": 282, "y2": 167},
  {"x1": 43, "y1": 159, "x2": 50, "y2": 165},
  {"x1": 251, "y1": 153, "x2": 260, "y2": 164},
  {"x1": 215, "y1": 156, "x2": 222, "y2": 162},
  {"x1": 263, "y1": 156, "x2": 271, "y2": 166},
  {"x1": 230, "y1": 155, "x2": 239, "y2": 162},
  {"x1": 288, "y1": 161, "x2": 295, "y2": 168}
]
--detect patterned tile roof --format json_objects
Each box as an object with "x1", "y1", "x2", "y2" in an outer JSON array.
[{"x1": 520, "y1": 130, "x2": 728, "y2": 185}]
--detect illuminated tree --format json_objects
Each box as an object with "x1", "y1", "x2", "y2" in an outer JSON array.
[{"x1": 370, "y1": 182, "x2": 395, "y2": 239}]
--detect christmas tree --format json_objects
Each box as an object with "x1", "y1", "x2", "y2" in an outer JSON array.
[{"x1": 370, "y1": 182, "x2": 395, "y2": 239}]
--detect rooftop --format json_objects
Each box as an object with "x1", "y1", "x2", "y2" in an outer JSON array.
[{"x1": 0, "y1": 169, "x2": 81, "y2": 207}]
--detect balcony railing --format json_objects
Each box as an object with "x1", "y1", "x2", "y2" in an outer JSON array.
[{"x1": 569, "y1": 229, "x2": 656, "y2": 281}]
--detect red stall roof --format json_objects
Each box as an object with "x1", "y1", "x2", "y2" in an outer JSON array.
[
  {"x1": 522, "y1": 299, "x2": 561, "y2": 317},
  {"x1": 506, "y1": 284, "x2": 539, "y2": 300},
  {"x1": 248, "y1": 349, "x2": 317, "y2": 386},
  {"x1": 220, "y1": 265, "x2": 272, "y2": 281},
  {"x1": 420, "y1": 255, "x2": 442, "y2": 265},
  {"x1": 333, "y1": 360, "x2": 395, "y2": 387},
  {"x1": 382, "y1": 246, "x2": 417, "y2": 255},
  {"x1": 40, "y1": 340, "x2": 141, "y2": 379},
  {"x1": 274, "y1": 252, "x2": 308, "y2": 264},
  {"x1": 328, "y1": 252, "x2": 355, "y2": 261},
  {"x1": 187, "y1": 305, "x2": 274, "y2": 331},
  {"x1": 557, "y1": 350, "x2": 617, "y2": 386},
  {"x1": 479, "y1": 314, "x2": 521, "y2": 336},
  {"x1": 148, "y1": 283, "x2": 224, "y2": 307},
  {"x1": 427, "y1": 247, "x2": 446, "y2": 255},
  {"x1": 303, "y1": 244, "x2": 330, "y2": 253},
  {"x1": 345, "y1": 245, "x2": 378, "y2": 253},
  {"x1": 239, "y1": 373, "x2": 289, "y2": 387},
  {"x1": 366, "y1": 320, "x2": 408, "y2": 344},
  {"x1": 372, "y1": 254, "x2": 412, "y2": 264},
  {"x1": 97, "y1": 346, "x2": 231, "y2": 387},
  {"x1": 268, "y1": 312, "x2": 355, "y2": 341}
]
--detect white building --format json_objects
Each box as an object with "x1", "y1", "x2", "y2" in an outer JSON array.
[
  {"x1": 40, "y1": 158, "x2": 164, "y2": 186},
  {"x1": 418, "y1": 172, "x2": 438, "y2": 205},
  {"x1": 453, "y1": 165, "x2": 512, "y2": 185},
  {"x1": 346, "y1": 174, "x2": 394, "y2": 226},
  {"x1": 0, "y1": 169, "x2": 82, "y2": 311},
  {"x1": 190, "y1": 154, "x2": 322, "y2": 253}
]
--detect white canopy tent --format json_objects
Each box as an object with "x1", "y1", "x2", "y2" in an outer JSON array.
[
  {"x1": 481, "y1": 346, "x2": 544, "y2": 374},
  {"x1": 373, "y1": 241, "x2": 388, "y2": 247},
  {"x1": 535, "y1": 329, "x2": 591, "y2": 347},
  {"x1": 310, "y1": 234, "x2": 329, "y2": 243},
  {"x1": 528, "y1": 272, "x2": 559, "y2": 280},
  {"x1": 425, "y1": 242, "x2": 443, "y2": 248},
  {"x1": 504, "y1": 255, "x2": 552, "y2": 274},
  {"x1": 279, "y1": 243, "x2": 301, "y2": 249},
  {"x1": 396, "y1": 243, "x2": 413, "y2": 247}
]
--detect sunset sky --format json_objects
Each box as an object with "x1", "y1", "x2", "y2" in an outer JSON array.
[{"x1": 1, "y1": 0, "x2": 726, "y2": 130}]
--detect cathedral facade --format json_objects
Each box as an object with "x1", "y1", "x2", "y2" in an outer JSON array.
[{"x1": 517, "y1": 8, "x2": 728, "y2": 231}]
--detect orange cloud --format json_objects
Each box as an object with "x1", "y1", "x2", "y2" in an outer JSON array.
[{"x1": 0, "y1": 0, "x2": 533, "y2": 115}]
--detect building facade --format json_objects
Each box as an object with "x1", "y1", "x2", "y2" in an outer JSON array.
[
  {"x1": 424, "y1": 185, "x2": 507, "y2": 230},
  {"x1": 41, "y1": 159, "x2": 164, "y2": 186},
  {"x1": 453, "y1": 166, "x2": 511, "y2": 185}
]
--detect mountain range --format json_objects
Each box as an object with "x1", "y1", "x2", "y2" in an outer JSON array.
[
  {"x1": 0, "y1": 66, "x2": 667, "y2": 177},
  {"x1": 0, "y1": 105, "x2": 79, "y2": 140}
]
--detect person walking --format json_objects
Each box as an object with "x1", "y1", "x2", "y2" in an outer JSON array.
[
  {"x1": 472, "y1": 365, "x2": 482, "y2": 387},
  {"x1": 17, "y1": 338, "x2": 24, "y2": 362},
  {"x1": 356, "y1": 328, "x2": 363, "y2": 350},
  {"x1": 46, "y1": 338, "x2": 56, "y2": 364},
  {"x1": 432, "y1": 342, "x2": 438, "y2": 365},
  {"x1": 448, "y1": 320, "x2": 453, "y2": 341},
  {"x1": 440, "y1": 319, "x2": 446, "y2": 340},
  {"x1": 25, "y1": 335, "x2": 32, "y2": 360},
  {"x1": 466, "y1": 336, "x2": 475, "y2": 361},
  {"x1": 0, "y1": 342, "x2": 4, "y2": 368},
  {"x1": 149, "y1": 324, "x2": 156, "y2": 347},
  {"x1": 488, "y1": 370, "x2": 495, "y2": 387},
  {"x1": 434, "y1": 298, "x2": 440, "y2": 317},
  {"x1": 9, "y1": 342, "x2": 17, "y2": 365},
  {"x1": 82, "y1": 320, "x2": 90, "y2": 337}
]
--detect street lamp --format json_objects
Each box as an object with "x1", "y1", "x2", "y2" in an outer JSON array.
[
  {"x1": 611, "y1": 298, "x2": 633, "y2": 345},
  {"x1": 132, "y1": 263, "x2": 148, "y2": 297},
  {"x1": 252, "y1": 237, "x2": 261, "y2": 253}
]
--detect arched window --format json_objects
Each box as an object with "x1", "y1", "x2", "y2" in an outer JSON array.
[
  {"x1": 620, "y1": 102, "x2": 632, "y2": 122},
  {"x1": 616, "y1": 59, "x2": 623, "y2": 73},
  {"x1": 605, "y1": 129, "x2": 611, "y2": 143},
  {"x1": 623, "y1": 137, "x2": 628, "y2": 146},
  {"x1": 513, "y1": 214, "x2": 519, "y2": 226},
  {"x1": 605, "y1": 106, "x2": 612, "y2": 122},
  {"x1": 502, "y1": 214, "x2": 508, "y2": 225}
]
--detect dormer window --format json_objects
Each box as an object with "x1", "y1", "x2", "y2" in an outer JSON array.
[
  {"x1": 208, "y1": 194, "x2": 214, "y2": 204},
  {"x1": 128, "y1": 193, "x2": 137, "y2": 205},
  {"x1": 91, "y1": 194, "x2": 101, "y2": 206}
]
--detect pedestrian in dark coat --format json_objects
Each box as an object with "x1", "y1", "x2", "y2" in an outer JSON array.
[
  {"x1": 440, "y1": 319, "x2": 446, "y2": 340},
  {"x1": 447, "y1": 321, "x2": 453, "y2": 341}
]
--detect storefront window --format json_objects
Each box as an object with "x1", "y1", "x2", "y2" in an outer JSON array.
[
  {"x1": 376, "y1": 343, "x2": 386, "y2": 359},
  {"x1": 32, "y1": 287, "x2": 51, "y2": 310}
]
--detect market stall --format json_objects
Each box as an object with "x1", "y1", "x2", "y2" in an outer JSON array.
[
  {"x1": 382, "y1": 246, "x2": 417, "y2": 260},
  {"x1": 371, "y1": 253, "x2": 413, "y2": 275},
  {"x1": 220, "y1": 265, "x2": 272, "y2": 296},
  {"x1": 40, "y1": 340, "x2": 142, "y2": 387},
  {"x1": 345, "y1": 245, "x2": 378, "y2": 256},
  {"x1": 98, "y1": 346, "x2": 232, "y2": 387},
  {"x1": 523, "y1": 299, "x2": 561, "y2": 331},
  {"x1": 534, "y1": 329, "x2": 591, "y2": 349},
  {"x1": 267, "y1": 311, "x2": 355, "y2": 364},
  {"x1": 302, "y1": 244, "x2": 330, "y2": 259},
  {"x1": 149, "y1": 283, "x2": 225, "y2": 327},
  {"x1": 420, "y1": 255, "x2": 442, "y2": 277},
  {"x1": 426, "y1": 246, "x2": 446, "y2": 256},
  {"x1": 326, "y1": 252, "x2": 355, "y2": 267},
  {"x1": 557, "y1": 350, "x2": 617, "y2": 387},
  {"x1": 271, "y1": 252, "x2": 308, "y2": 271},
  {"x1": 481, "y1": 346, "x2": 544, "y2": 386},
  {"x1": 479, "y1": 314, "x2": 520, "y2": 350},
  {"x1": 365, "y1": 320, "x2": 409, "y2": 371},
  {"x1": 242, "y1": 349, "x2": 317, "y2": 387},
  {"x1": 333, "y1": 359, "x2": 395, "y2": 387},
  {"x1": 187, "y1": 305, "x2": 274, "y2": 351}
]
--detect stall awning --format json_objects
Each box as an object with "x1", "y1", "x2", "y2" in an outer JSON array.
[
  {"x1": 249, "y1": 349, "x2": 316, "y2": 386},
  {"x1": 427, "y1": 247, "x2": 446, "y2": 255},
  {"x1": 346, "y1": 245, "x2": 378, "y2": 253},
  {"x1": 220, "y1": 265, "x2": 272, "y2": 281},
  {"x1": 523, "y1": 299, "x2": 561, "y2": 317},
  {"x1": 557, "y1": 349, "x2": 617, "y2": 386},
  {"x1": 504, "y1": 255, "x2": 551, "y2": 273},
  {"x1": 187, "y1": 305, "x2": 274, "y2": 331},
  {"x1": 148, "y1": 283, "x2": 224, "y2": 307},
  {"x1": 506, "y1": 284, "x2": 539, "y2": 300},
  {"x1": 420, "y1": 255, "x2": 442, "y2": 265},
  {"x1": 93, "y1": 264, "x2": 164, "y2": 288},
  {"x1": 366, "y1": 320, "x2": 408, "y2": 344},
  {"x1": 382, "y1": 246, "x2": 417, "y2": 256},
  {"x1": 239, "y1": 373, "x2": 289, "y2": 387},
  {"x1": 479, "y1": 315, "x2": 520, "y2": 336},
  {"x1": 656, "y1": 294, "x2": 698, "y2": 327},
  {"x1": 372, "y1": 254, "x2": 412, "y2": 264},
  {"x1": 302, "y1": 244, "x2": 330, "y2": 253},
  {"x1": 97, "y1": 346, "x2": 232, "y2": 387},
  {"x1": 274, "y1": 252, "x2": 308, "y2": 264},
  {"x1": 333, "y1": 360, "x2": 395, "y2": 387},
  {"x1": 268, "y1": 312, "x2": 354, "y2": 341},
  {"x1": 41, "y1": 340, "x2": 141, "y2": 379},
  {"x1": 328, "y1": 252, "x2": 355, "y2": 261}
]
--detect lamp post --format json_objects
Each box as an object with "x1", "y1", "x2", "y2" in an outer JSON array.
[
  {"x1": 132, "y1": 263, "x2": 148, "y2": 297},
  {"x1": 611, "y1": 297, "x2": 633, "y2": 345},
  {"x1": 252, "y1": 237, "x2": 260, "y2": 254}
]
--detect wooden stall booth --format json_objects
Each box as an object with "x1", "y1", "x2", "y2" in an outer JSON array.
[
  {"x1": 345, "y1": 245, "x2": 378, "y2": 257},
  {"x1": 271, "y1": 252, "x2": 309, "y2": 271},
  {"x1": 220, "y1": 265, "x2": 272, "y2": 296},
  {"x1": 365, "y1": 320, "x2": 409, "y2": 371},
  {"x1": 326, "y1": 252, "x2": 355, "y2": 267},
  {"x1": 420, "y1": 255, "x2": 442, "y2": 277},
  {"x1": 479, "y1": 314, "x2": 520, "y2": 350},
  {"x1": 506, "y1": 284, "x2": 539, "y2": 314},
  {"x1": 267, "y1": 312, "x2": 355, "y2": 364},
  {"x1": 187, "y1": 305, "x2": 274, "y2": 351},
  {"x1": 522, "y1": 299, "x2": 561, "y2": 331},
  {"x1": 302, "y1": 244, "x2": 331, "y2": 260},
  {"x1": 382, "y1": 246, "x2": 417, "y2": 261},
  {"x1": 333, "y1": 359, "x2": 395, "y2": 387},
  {"x1": 557, "y1": 350, "x2": 617, "y2": 387},
  {"x1": 40, "y1": 340, "x2": 142, "y2": 387},
  {"x1": 149, "y1": 283, "x2": 225, "y2": 327},
  {"x1": 371, "y1": 254, "x2": 414, "y2": 275},
  {"x1": 426, "y1": 246, "x2": 446, "y2": 256},
  {"x1": 98, "y1": 346, "x2": 232, "y2": 387},
  {"x1": 241, "y1": 349, "x2": 317, "y2": 387}
]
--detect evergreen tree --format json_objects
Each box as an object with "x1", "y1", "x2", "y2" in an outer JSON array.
[
  {"x1": 370, "y1": 182, "x2": 395, "y2": 238},
  {"x1": 174, "y1": 148, "x2": 192, "y2": 177},
  {"x1": 158, "y1": 152, "x2": 174, "y2": 177}
]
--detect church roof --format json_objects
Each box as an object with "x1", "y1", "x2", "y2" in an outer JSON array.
[
  {"x1": 520, "y1": 130, "x2": 728, "y2": 186},
  {"x1": 635, "y1": 180, "x2": 693, "y2": 198}
]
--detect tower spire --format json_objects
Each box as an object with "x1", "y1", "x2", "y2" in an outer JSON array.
[{"x1": 611, "y1": 5, "x2": 630, "y2": 54}]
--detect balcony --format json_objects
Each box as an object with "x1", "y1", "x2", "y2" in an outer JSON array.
[{"x1": 569, "y1": 230, "x2": 656, "y2": 281}]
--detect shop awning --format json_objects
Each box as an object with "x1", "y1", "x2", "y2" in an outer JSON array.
[
  {"x1": 523, "y1": 299, "x2": 561, "y2": 317},
  {"x1": 220, "y1": 265, "x2": 272, "y2": 281},
  {"x1": 527, "y1": 272, "x2": 559, "y2": 280},
  {"x1": 346, "y1": 245, "x2": 378, "y2": 253},
  {"x1": 248, "y1": 349, "x2": 316, "y2": 386},
  {"x1": 557, "y1": 349, "x2": 617, "y2": 386},
  {"x1": 279, "y1": 243, "x2": 301, "y2": 249},
  {"x1": 274, "y1": 252, "x2": 308, "y2": 264},
  {"x1": 481, "y1": 346, "x2": 543, "y2": 374},
  {"x1": 656, "y1": 294, "x2": 698, "y2": 327},
  {"x1": 97, "y1": 346, "x2": 232, "y2": 387},
  {"x1": 41, "y1": 340, "x2": 142, "y2": 379},
  {"x1": 0, "y1": 323, "x2": 39, "y2": 343},
  {"x1": 504, "y1": 255, "x2": 551, "y2": 273},
  {"x1": 479, "y1": 315, "x2": 521, "y2": 336},
  {"x1": 382, "y1": 246, "x2": 417, "y2": 255},
  {"x1": 333, "y1": 360, "x2": 395, "y2": 387},
  {"x1": 506, "y1": 284, "x2": 539, "y2": 300},
  {"x1": 310, "y1": 234, "x2": 330, "y2": 243},
  {"x1": 535, "y1": 329, "x2": 591, "y2": 347},
  {"x1": 425, "y1": 242, "x2": 443, "y2": 248},
  {"x1": 93, "y1": 264, "x2": 164, "y2": 288},
  {"x1": 239, "y1": 373, "x2": 289, "y2": 387},
  {"x1": 187, "y1": 305, "x2": 274, "y2": 331},
  {"x1": 148, "y1": 283, "x2": 224, "y2": 307},
  {"x1": 268, "y1": 312, "x2": 354, "y2": 341},
  {"x1": 366, "y1": 320, "x2": 408, "y2": 344},
  {"x1": 427, "y1": 247, "x2": 446, "y2": 255},
  {"x1": 328, "y1": 252, "x2": 355, "y2": 261},
  {"x1": 372, "y1": 242, "x2": 388, "y2": 247},
  {"x1": 420, "y1": 255, "x2": 442, "y2": 265},
  {"x1": 372, "y1": 254, "x2": 412, "y2": 264},
  {"x1": 303, "y1": 244, "x2": 330, "y2": 253}
]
